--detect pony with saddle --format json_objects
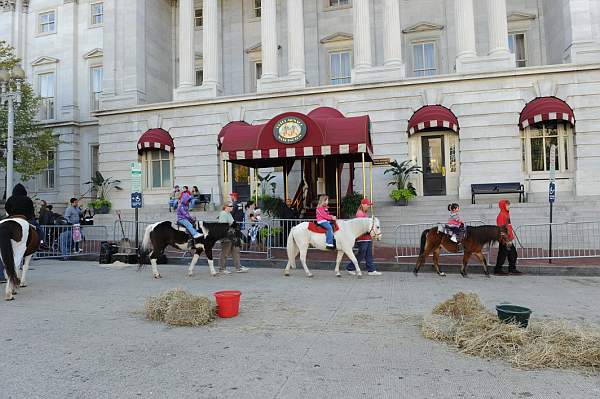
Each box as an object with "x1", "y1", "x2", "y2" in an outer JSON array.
[
  {"x1": 284, "y1": 217, "x2": 382, "y2": 278},
  {"x1": 140, "y1": 220, "x2": 241, "y2": 278},
  {"x1": 413, "y1": 224, "x2": 511, "y2": 277},
  {"x1": 0, "y1": 217, "x2": 40, "y2": 301}
]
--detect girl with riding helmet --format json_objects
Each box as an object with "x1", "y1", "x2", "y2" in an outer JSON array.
[{"x1": 345, "y1": 198, "x2": 382, "y2": 276}]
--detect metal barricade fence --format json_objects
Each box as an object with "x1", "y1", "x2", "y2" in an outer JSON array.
[
  {"x1": 35, "y1": 224, "x2": 109, "y2": 259},
  {"x1": 394, "y1": 220, "x2": 487, "y2": 261},
  {"x1": 514, "y1": 221, "x2": 600, "y2": 260}
]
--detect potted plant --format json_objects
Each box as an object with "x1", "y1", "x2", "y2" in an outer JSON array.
[
  {"x1": 83, "y1": 172, "x2": 123, "y2": 214},
  {"x1": 384, "y1": 159, "x2": 422, "y2": 206}
]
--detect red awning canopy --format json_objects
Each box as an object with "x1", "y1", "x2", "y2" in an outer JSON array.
[
  {"x1": 137, "y1": 128, "x2": 175, "y2": 154},
  {"x1": 218, "y1": 107, "x2": 372, "y2": 166},
  {"x1": 519, "y1": 97, "x2": 575, "y2": 129},
  {"x1": 407, "y1": 105, "x2": 458, "y2": 135}
]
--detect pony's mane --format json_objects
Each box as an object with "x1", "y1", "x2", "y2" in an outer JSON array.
[{"x1": 465, "y1": 225, "x2": 502, "y2": 245}]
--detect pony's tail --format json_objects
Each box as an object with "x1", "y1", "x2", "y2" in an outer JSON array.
[
  {"x1": 286, "y1": 228, "x2": 297, "y2": 269},
  {"x1": 138, "y1": 224, "x2": 154, "y2": 268},
  {"x1": 0, "y1": 222, "x2": 21, "y2": 288},
  {"x1": 418, "y1": 229, "x2": 428, "y2": 255}
]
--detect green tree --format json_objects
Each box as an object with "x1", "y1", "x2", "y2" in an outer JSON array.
[{"x1": 0, "y1": 41, "x2": 57, "y2": 197}]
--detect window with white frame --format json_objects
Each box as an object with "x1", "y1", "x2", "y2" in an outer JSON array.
[
  {"x1": 250, "y1": 61, "x2": 262, "y2": 91},
  {"x1": 91, "y1": 2, "x2": 103, "y2": 26},
  {"x1": 329, "y1": 0, "x2": 350, "y2": 7},
  {"x1": 90, "y1": 144, "x2": 99, "y2": 178},
  {"x1": 329, "y1": 51, "x2": 351, "y2": 85},
  {"x1": 195, "y1": 8, "x2": 203, "y2": 28},
  {"x1": 521, "y1": 121, "x2": 573, "y2": 173},
  {"x1": 39, "y1": 10, "x2": 56, "y2": 34},
  {"x1": 39, "y1": 150, "x2": 56, "y2": 190},
  {"x1": 253, "y1": 0, "x2": 261, "y2": 17},
  {"x1": 195, "y1": 69, "x2": 203, "y2": 86},
  {"x1": 412, "y1": 42, "x2": 437, "y2": 77},
  {"x1": 38, "y1": 72, "x2": 55, "y2": 120},
  {"x1": 143, "y1": 149, "x2": 173, "y2": 189},
  {"x1": 508, "y1": 32, "x2": 526, "y2": 67},
  {"x1": 90, "y1": 66, "x2": 103, "y2": 112}
]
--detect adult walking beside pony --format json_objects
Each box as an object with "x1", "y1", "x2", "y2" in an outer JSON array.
[
  {"x1": 345, "y1": 198, "x2": 382, "y2": 276},
  {"x1": 218, "y1": 201, "x2": 249, "y2": 274},
  {"x1": 494, "y1": 199, "x2": 523, "y2": 276}
]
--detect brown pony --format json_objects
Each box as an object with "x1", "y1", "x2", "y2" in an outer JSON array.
[
  {"x1": 413, "y1": 225, "x2": 511, "y2": 278},
  {"x1": 0, "y1": 217, "x2": 40, "y2": 301}
]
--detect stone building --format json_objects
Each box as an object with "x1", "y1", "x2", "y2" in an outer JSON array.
[{"x1": 2, "y1": 0, "x2": 600, "y2": 215}]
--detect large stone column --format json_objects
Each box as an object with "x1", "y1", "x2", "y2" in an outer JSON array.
[
  {"x1": 177, "y1": 0, "x2": 195, "y2": 88},
  {"x1": 202, "y1": 0, "x2": 221, "y2": 90},
  {"x1": 383, "y1": 0, "x2": 403, "y2": 67},
  {"x1": 260, "y1": 0, "x2": 278, "y2": 81},
  {"x1": 287, "y1": 0, "x2": 305, "y2": 79},
  {"x1": 352, "y1": 0, "x2": 372, "y2": 72},
  {"x1": 566, "y1": 0, "x2": 600, "y2": 63},
  {"x1": 454, "y1": 0, "x2": 477, "y2": 61},
  {"x1": 487, "y1": 0, "x2": 510, "y2": 56}
]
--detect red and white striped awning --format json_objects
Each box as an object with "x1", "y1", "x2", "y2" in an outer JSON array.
[
  {"x1": 218, "y1": 107, "x2": 372, "y2": 165},
  {"x1": 137, "y1": 128, "x2": 175, "y2": 154},
  {"x1": 407, "y1": 105, "x2": 459, "y2": 135},
  {"x1": 519, "y1": 97, "x2": 575, "y2": 129}
]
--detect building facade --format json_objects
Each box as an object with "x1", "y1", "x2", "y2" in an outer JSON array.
[{"x1": 2, "y1": 0, "x2": 600, "y2": 210}]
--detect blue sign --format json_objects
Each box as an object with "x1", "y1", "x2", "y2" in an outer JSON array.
[
  {"x1": 548, "y1": 182, "x2": 556, "y2": 203},
  {"x1": 131, "y1": 192, "x2": 143, "y2": 209}
]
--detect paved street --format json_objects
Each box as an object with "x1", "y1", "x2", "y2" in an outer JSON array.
[{"x1": 1, "y1": 260, "x2": 600, "y2": 399}]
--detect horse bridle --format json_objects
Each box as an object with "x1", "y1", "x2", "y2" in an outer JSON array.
[{"x1": 369, "y1": 216, "x2": 382, "y2": 240}]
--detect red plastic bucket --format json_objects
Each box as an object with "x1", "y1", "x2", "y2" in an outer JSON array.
[{"x1": 214, "y1": 290, "x2": 242, "y2": 318}]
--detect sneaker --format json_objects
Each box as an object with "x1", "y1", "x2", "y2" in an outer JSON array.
[
  {"x1": 220, "y1": 269, "x2": 232, "y2": 275},
  {"x1": 368, "y1": 271, "x2": 382, "y2": 276},
  {"x1": 509, "y1": 269, "x2": 523, "y2": 275},
  {"x1": 346, "y1": 270, "x2": 356, "y2": 276},
  {"x1": 450, "y1": 236, "x2": 458, "y2": 243},
  {"x1": 326, "y1": 244, "x2": 335, "y2": 249},
  {"x1": 193, "y1": 233, "x2": 202, "y2": 239},
  {"x1": 493, "y1": 269, "x2": 509, "y2": 276},
  {"x1": 236, "y1": 266, "x2": 250, "y2": 273}
]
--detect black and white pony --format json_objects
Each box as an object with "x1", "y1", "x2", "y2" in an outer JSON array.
[
  {"x1": 140, "y1": 220, "x2": 242, "y2": 278},
  {"x1": 0, "y1": 217, "x2": 40, "y2": 301}
]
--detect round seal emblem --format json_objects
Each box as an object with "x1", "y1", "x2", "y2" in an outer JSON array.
[{"x1": 273, "y1": 116, "x2": 307, "y2": 144}]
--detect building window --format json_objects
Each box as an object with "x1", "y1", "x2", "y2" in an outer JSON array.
[
  {"x1": 143, "y1": 149, "x2": 173, "y2": 189},
  {"x1": 39, "y1": 10, "x2": 56, "y2": 34},
  {"x1": 90, "y1": 66, "x2": 103, "y2": 112},
  {"x1": 195, "y1": 69, "x2": 203, "y2": 86},
  {"x1": 413, "y1": 42, "x2": 437, "y2": 77},
  {"x1": 521, "y1": 121, "x2": 573, "y2": 173},
  {"x1": 329, "y1": 0, "x2": 350, "y2": 7},
  {"x1": 253, "y1": 0, "x2": 261, "y2": 18},
  {"x1": 39, "y1": 150, "x2": 56, "y2": 190},
  {"x1": 91, "y1": 2, "x2": 103, "y2": 26},
  {"x1": 508, "y1": 33, "x2": 526, "y2": 67},
  {"x1": 90, "y1": 144, "x2": 99, "y2": 178},
  {"x1": 195, "y1": 8, "x2": 203, "y2": 28},
  {"x1": 250, "y1": 61, "x2": 262, "y2": 91},
  {"x1": 38, "y1": 72, "x2": 55, "y2": 120},
  {"x1": 329, "y1": 51, "x2": 351, "y2": 85}
]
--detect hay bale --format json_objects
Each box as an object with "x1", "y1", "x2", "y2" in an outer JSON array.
[
  {"x1": 422, "y1": 292, "x2": 600, "y2": 374},
  {"x1": 145, "y1": 288, "x2": 215, "y2": 327}
]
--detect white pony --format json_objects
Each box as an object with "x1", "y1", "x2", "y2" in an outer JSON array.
[{"x1": 284, "y1": 217, "x2": 382, "y2": 278}]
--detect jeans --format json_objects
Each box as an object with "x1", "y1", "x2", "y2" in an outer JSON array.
[
  {"x1": 0, "y1": 258, "x2": 4, "y2": 281},
  {"x1": 495, "y1": 243, "x2": 518, "y2": 271},
  {"x1": 29, "y1": 219, "x2": 44, "y2": 244},
  {"x1": 346, "y1": 241, "x2": 376, "y2": 272},
  {"x1": 318, "y1": 221, "x2": 334, "y2": 245},
  {"x1": 169, "y1": 199, "x2": 178, "y2": 211},
  {"x1": 219, "y1": 239, "x2": 241, "y2": 271},
  {"x1": 59, "y1": 228, "x2": 73, "y2": 258},
  {"x1": 178, "y1": 219, "x2": 199, "y2": 237},
  {"x1": 189, "y1": 198, "x2": 199, "y2": 210}
]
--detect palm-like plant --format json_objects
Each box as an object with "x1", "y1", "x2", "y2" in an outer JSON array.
[
  {"x1": 83, "y1": 171, "x2": 122, "y2": 200},
  {"x1": 384, "y1": 159, "x2": 422, "y2": 196}
]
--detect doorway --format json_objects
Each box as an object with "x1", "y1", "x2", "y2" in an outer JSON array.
[
  {"x1": 231, "y1": 164, "x2": 251, "y2": 201},
  {"x1": 421, "y1": 135, "x2": 446, "y2": 196}
]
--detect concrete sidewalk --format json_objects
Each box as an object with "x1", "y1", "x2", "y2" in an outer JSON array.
[{"x1": 1, "y1": 260, "x2": 599, "y2": 398}]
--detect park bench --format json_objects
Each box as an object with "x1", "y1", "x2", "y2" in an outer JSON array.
[
  {"x1": 471, "y1": 182, "x2": 524, "y2": 204},
  {"x1": 195, "y1": 194, "x2": 211, "y2": 211}
]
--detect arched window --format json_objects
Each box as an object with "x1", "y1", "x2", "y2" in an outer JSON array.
[
  {"x1": 142, "y1": 149, "x2": 173, "y2": 189},
  {"x1": 520, "y1": 121, "x2": 574, "y2": 173}
]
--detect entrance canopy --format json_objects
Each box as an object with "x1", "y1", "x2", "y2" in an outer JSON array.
[
  {"x1": 407, "y1": 105, "x2": 459, "y2": 135},
  {"x1": 218, "y1": 107, "x2": 372, "y2": 167},
  {"x1": 519, "y1": 96, "x2": 575, "y2": 129},
  {"x1": 137, "y1": 128, "x2": 175, "y2": 154}
]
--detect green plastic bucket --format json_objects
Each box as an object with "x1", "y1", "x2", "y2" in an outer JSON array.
[{"x1": 496, "y1": 304, "x2": 532, "y2": 328}]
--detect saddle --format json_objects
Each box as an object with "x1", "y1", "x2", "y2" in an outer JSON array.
[
  {"x1": 438, "y1": 224, "x2": 466, "y2": 242},
  {"x1": 308, "y1": 221, "x2": 340, "y2": 234}
]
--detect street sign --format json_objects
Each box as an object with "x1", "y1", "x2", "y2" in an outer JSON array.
[
  {"x1": 130, "y1": 161, "x2": 142, "y2": 193},
  {"x1": 131, "y1": 192, "x2": 143, "y2": 209},
  {"x1": 548, "y1": 182, "x2": 556, "y2": 203},
  {"x1": 549, "y1": 144, "x2": 556, "y2": 182}
]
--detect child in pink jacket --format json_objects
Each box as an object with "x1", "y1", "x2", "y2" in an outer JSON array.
[{"x1": 316, "y1": 195, "x2": 336, "y2": 249}]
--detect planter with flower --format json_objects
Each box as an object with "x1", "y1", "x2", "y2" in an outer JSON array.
[
  {"x1": 83, "y1": 172, "x2": 122, "y2": 214},
  {"x1": 384, "y1": 160, "x2": 422, "y2": 206}
]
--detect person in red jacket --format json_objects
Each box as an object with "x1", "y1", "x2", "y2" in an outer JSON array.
[{"x1": 494, "y1": 199, "x2": 522, "y2": 275}]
